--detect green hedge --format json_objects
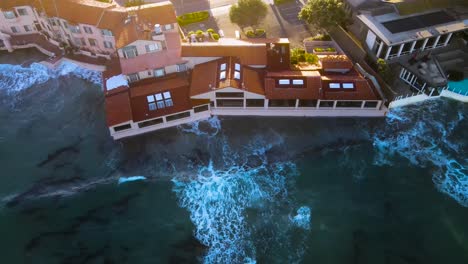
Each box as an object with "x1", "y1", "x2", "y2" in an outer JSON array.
[
  {"x1": 177, "y1": 11, "x2": 210, "y2": 26},
  {"x1": 124, "y1": 0, "x2": 145, "y2": 7},
  {"x1": 314, "y1": 47, "x2": 336, "y2": 52},
  {"x1": 246, "y1": 28, "x2": 266, "y2": 38},
  {"x1": 274, "y1": 0, "x2": 294, "y2": 5}
]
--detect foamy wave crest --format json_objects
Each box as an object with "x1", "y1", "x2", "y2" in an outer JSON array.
[
  {"x1": 172, "y1": 136, "x2": 305, "y2": 263},
  {"x1": 0, "y1": 61, "x2": 101, "y2": 94},
  {"x1": 291, "y1": 206, "x2": 311, "y2": 230},
  {"x1": 373, "y1": 99, "x2": 468, "y2": 207},
  {"x1": 178, "y1": 116, "x2": 221, "y2": 137}
]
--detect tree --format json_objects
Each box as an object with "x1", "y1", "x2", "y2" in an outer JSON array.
[
  {"x1": 229, "y1": 0, "x2": 268, "y2": 28},
  {"x1": 377, "y1": 58, "x2": 392, "y2": 83},
  {"x1": 298, "y1": 0, "x2": 348, "y2": 29}
]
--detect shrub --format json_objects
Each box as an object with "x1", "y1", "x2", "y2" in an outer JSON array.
[
  {"x1": 274, "y1": 0, "x2": 294, "y2": 5},
  {"x1": 309, "y1": 34, "x2": 332, "y2": 41},
  {"x1": 377, "y1": 58, "x2": 392, "y2": 83},
  {"x1": 212, "y1": 33, "x2": 220, "y2": 41},
  {"x1": 255, "y1": 29, "x2": 265, "y2": 36},
  {"x1": 124, "y1": 0, "x2": 145, "y2": 7},
  {"x1": 305, "y1": 53, "x2": 319, "y2": 64},
  {"x1": 245, "y1": 29, "x2": 255, "y2": 38},
  {"x1": 196, "y1": 30, "x2": 204, "y2": 36},
  {"x1": 206, "y1": 28, "x2": 215, "y2": 34},
  {"x1": 188, "y1": 31, "x2": 195, "y2": 35},
  {"x1": 177, "y1": 11, "x2": 210, "y2": 26}
]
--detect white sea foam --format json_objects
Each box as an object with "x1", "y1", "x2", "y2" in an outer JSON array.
[
  {"x1": 172, "y1": 136, "x2": 307, "y2": 263},
  {"x1": 291, "y1": 206, "x2": 311, "y2": 230},
  {"x1": 118, "y1": 176, "x2": 147, "y2": 185},
  {"x1": 373, "y1": 99, "x2": 468, "y2": 207},
  {"x1": 0, "y1": 61, "x2": 101, "y2": 94},
  {"x1": 178, "y1": 116, "x2": 221, "y2": 137}
]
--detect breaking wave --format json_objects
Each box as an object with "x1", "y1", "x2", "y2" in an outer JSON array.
[
  {"x1": 0, "y1": 61, "x2": 101, "y2": 94},
  {"x1": 178, "y1": 116, "x2": 221, "y2": 137},
  {"x1": 373, "y1": 99, "x2": 468, "y2": 207},
  {"x1": 172, "y1": 135, "x2": 310, "y2": 263}
]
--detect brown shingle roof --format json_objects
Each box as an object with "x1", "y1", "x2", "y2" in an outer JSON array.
[
  {"x1": 189, "y1": 58, "x2": 265, "y2": 96},
  {"x1": 265, "y1": 71, "x2": 322, "y2": 100},
  {"x1": 321, "y1": 75, "x2": 379, "y2": 101},
  {"x1": 105, "y1": 90, "x2": 133, "y2": 126},
  {"x1": 129, "y1": 77, "x2": 192, "y2": 122}
]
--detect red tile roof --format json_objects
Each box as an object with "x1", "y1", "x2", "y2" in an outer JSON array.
[
  {"x1": 265, "y1": 71, "x2": 322, "y2": 100},
  {"x1": 129, "y1": 76, "x2": 193, "y2": 122},
  {"x1": 320, "y1": 55, "x2": 353, "y2": 70},
  {"x1": 181, "y1": 42, "x2": 267, "y2": 65},
  {"x1": 105, "y1": 90, "x2": 133, "y2": 126},
  {"x1": 189, "y1": 57, "x2": 265, "y2": 96}
]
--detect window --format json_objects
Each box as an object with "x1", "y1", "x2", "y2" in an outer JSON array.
[
  {"x1": 299, "y1": 100, "x2": 317, "y2": 107},
  {"x1": 163, "y1": 91, "x2": 173, "y2": 107},
  {"x1": 103, "y1": 41, "x2": 113, "y2": 49},
  {"x1": 194, "y1": 105, "x2": 209, "y2": 113},
  {"x1": 83, "y1": 26, "x2": 93, "y2": 34},
  {"x1": 11, "y1": 26, "x2": 18, "y2": 33},
  {"x1": 329, "y1": 83, "x2": 340, "y2": 89},
  {"x1": 246, "y1": 99, "x2": 264, "y2": 107},
  {"x1": 145, "y1": 43, "x2": 159, "y2": 53},
  {"x1": 128, "y1": 73, "x2": 140, "y2": 83},
  {"x1": 216, "y1": 92, "x2": 244, "y2": 98},
  {"x1": 342, "y1": 83, "x2": 354, "y2": 89},
  {"x1": 336, "y1": 101, "x2": 362, "y2": 108},
  {"x1": 177, "y1": 63, "x2": 187, "y2": 72},
  {"x1": 278, "y1": 79, "x2": 290, "y2": 85},
  {"x1": 24, "y1": 25, "x2": 32, "y2": 32},
  {"x1": 216, "y1": 99, "x2": 244, "y2": 107},
  {"x1": 154, "y1": 24, "x2": 162, "y2": 35},
  {"x1": 122, "y1": 46, "x2": 138, "y2": 58},
  {"x1": 234, "y1": 63, "x2": 241, "y2": 80},
  {"x1": 154, "y1": 68, "x2": 165, "y2": 77},
  {"x1": 3, "y1": 11, "x2": 16, "y2": 19},
  {"x1": 138, "y1": 118, "x2": 163, "y2": 128},
  {"x1": 164, "y1": 24, "x2": 173, "y2": 31},
  {"x1": 220, "y1": 71, "x2": 226, "y2": 80},
  {"x1": 166, "y1": 111, "x2": 191, "y2": 122},
  {"x1": 101, "y1": 29, "x2": 113, "y2": 36},
  {"x1": 220, "y1": 63, "x2": 227, "y2": 71},
  {"x1": 17, "y1": 8, "x2": 28, "y2": 16},
  {"x1": 292, "y1": 79, "x2": 304, "y2": 85},
  {"x1": 113, "y1": 124, "x2": 131, "y2": 132},
  {"x1": 69, "y1": 25, "x2": 81, "y2": 34},
  {"x1": 146, "y1": 92, "x2": 172, "y2": 111},
  {"x1": 49, "y1": 19, "x2": 57, "y2": 26},
  {"x1": 88, "y1": 38, "x2": 97, "y2": 46},
  {"x1": 364, "y1": 101, "x2": 378, "y2": 108},
  {"x1": 74, "y1": 38, "x2": 83, "y2": 46},
  {"x1": 62, "y1": 21, "x2": 69, "y2": 29}
]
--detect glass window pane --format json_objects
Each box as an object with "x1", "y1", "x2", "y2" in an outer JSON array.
[
  {"x1": 155, "y1": 93, "x2": 163, "y2": 101},
  {"x1": 148, "y1": 102, "x2": 157, "y2": 111},
  {"x1": 279, "y1": 79, "x2": 290, "y2": 85},
  {"x1": 147, "y1": 95, "x2": 155, "y2": 102},
  {"x1": 235, "y1": 63, "x2": 241, "y2": 71},
  {"x1": 329, "y1": 83, "x2": 341, "y2": 89},
  {"x1": 292, "y1": 79, "x2": 304, "y2": 85},
  {"x1": 220, "y1": 63, "x2": 226, "y2": 71},
  {"x1": 343, "y1": 83, "x2": 354, "y2": 89},
  {"x1": 165, "y1": 99, "x2": 173, "y2": 107},
  {"x1": 157, "y1": 101, "x2": 165, "y2": 109},
  {"x1": 234, "y1": 71, "x2": 240, "y2": 80},
  {"x1": 220, "y1": 71, "x2": 226, "y2": 79},
  {"x1": 163, "y1": 91, "x2": 171, "y2": 99}
]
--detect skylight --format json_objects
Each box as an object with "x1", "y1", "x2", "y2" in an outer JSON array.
[
  {"x1": 292, "y1": 79, "x2": 304, "y2": 85},
  {"x1": 279, "y1": 79, "x2": 290, "y2": 85},
  {"x1": 343, "y1": 83, "x2": 354, "y2": 89},
  {"x1": 220, "y1": 71, "x2": 226, "y2": 80},
  {"x1": 329, "y1": 83, "x2": 340, "y2": 89},
  {"x1": 235, "y1": 63, "x2": 241, "y2": 71},
  {"x1": 234, "y1": 71, "x2": 241, "y2": 80}
]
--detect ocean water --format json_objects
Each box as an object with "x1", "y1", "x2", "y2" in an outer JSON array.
[{"x1": 0, "y1": 49, "x2": 467, "y2": 263}]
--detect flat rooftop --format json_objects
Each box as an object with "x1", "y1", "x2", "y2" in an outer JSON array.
[
  {"x1": 358, "y1": 8, "x2": 468, "y2": 45},
  {"x1": 382, "y1": 11, "x2": 456, "y2": 34}
]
